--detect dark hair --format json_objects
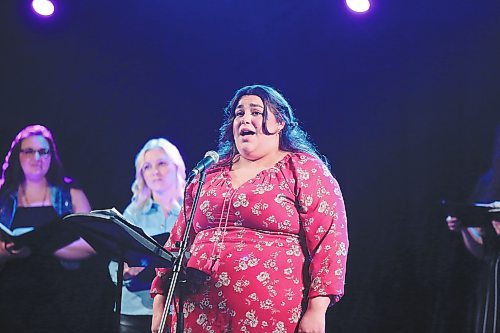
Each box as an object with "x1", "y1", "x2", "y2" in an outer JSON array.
[
  {"x1": 217, "y1": 84, "x2": 328, "y2": 167},
  {"x1": 0, "y1": 125, "x2": 68, "y2": 194}
]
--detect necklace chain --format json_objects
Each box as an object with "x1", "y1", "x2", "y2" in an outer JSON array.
[{"x1": 21, "y1": 185, "x2": 49, "y2": 207}]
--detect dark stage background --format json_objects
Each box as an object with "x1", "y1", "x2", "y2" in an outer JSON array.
[{"x1": 1, "y1": 1, "x2": 500, "y2": 332}]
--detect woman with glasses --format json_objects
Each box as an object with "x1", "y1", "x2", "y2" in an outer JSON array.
[
  {"x1": 109, "y1": 138, "x2": 186, "y2": 333},
  {"x1": 0, "y1": 124, "x2": 114, "y2": 333}
]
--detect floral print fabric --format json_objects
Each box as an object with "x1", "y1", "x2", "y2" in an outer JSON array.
[{"x1": 151, "y1": 152, "x2": 348, "y2": 332}]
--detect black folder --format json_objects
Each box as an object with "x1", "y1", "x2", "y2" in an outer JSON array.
[
  {"x1": 440, "y1": 200, "x2": 500, "y2": 227},
  {"x1": 0, "y1": 219, "x2": 79, "y2": 253}
]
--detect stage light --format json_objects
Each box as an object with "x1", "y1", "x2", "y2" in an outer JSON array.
[
  {"x1": 346, "y1": 0, "x2": 370, "y2": 13},
  {"x1": 32, "y1": 0, "x2": 55, "y2": 16}
]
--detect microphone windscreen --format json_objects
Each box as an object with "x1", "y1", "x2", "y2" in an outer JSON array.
[{"x1": 204, "y1": 151, "x2": 220, "y2": 164}]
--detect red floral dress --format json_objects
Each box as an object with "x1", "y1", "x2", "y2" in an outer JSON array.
[{"x1": 151, "y1": 152, "x2": 348, "y2": 333}]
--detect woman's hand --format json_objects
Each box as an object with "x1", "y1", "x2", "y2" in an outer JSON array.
[
  {"x1": 298, "y1": 308, "x2": 326, "y2": 333},
  {"x1": 0, "y1": 240, "x2": 31, "y2": 264},
  {"x1": 491, "y1": 220, "x2": 500, "y2": 235},
  {"x1": 446, "y1": 216, "x2": 462, "y2": 232},
  {"x1": 123, "y1": 263, "x2": 145, "y2": 279},
  {"x1": 297, "y1": 296, "x2": 330, "y2": 333}
]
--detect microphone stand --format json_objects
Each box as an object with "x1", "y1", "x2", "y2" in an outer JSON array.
[
  {"x1": 114, "y1": 260, "x2": 125, "y2": 333},
  {"x1": 158, "y1": 171, "x2": 207, "y2": 333}
]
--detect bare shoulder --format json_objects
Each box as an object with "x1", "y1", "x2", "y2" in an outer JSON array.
[{"x1": 70, "y1": 188, "x2": 92, "y2": 213}]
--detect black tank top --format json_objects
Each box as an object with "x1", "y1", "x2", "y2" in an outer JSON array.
[
  {"x1": 11, "y1": 205, "x2": 59, "y2": 229},
  {"x1": 2, "y1": 206, "x2": 64, "y2": 285}
]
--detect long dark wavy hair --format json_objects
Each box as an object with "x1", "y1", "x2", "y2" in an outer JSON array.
[
  {"x1": 0, "y1": 125, "x2": 67, "y2": 195},
  {"x1": 217, "y1": 84, "x2": 329, "y2": 167}
]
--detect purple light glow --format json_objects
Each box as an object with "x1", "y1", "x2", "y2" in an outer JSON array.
[
  {"x1": 346, "y1": 0, "x2": 370, "y2": 13},
  {"x1": 32, "y1": 0, "x2": 55, "y2": 16}
]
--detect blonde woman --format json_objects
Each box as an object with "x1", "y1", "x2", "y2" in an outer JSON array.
[{"x1": 110, "y1": 138, "x2": 186, "y2": 333}]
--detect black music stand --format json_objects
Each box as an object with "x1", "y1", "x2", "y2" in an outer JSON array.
[
  {"x1": 440, "y1": 200, "x2": 500, "y2": 227},
  {"x1": 62, "y1": 208, "x2": 175, "y2": 333}
]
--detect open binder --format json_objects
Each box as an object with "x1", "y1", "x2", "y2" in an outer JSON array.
[
  {"x1": 440, "y1": 200, "x2": 500, "y2": 227},
  {"x1": 0, "y1": 218, "x2": 79, "y2": 254}
]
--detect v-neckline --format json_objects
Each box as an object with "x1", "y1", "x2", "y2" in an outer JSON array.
[{"x1": 226, "y1": 153, "x2": 290, "y2": 190}]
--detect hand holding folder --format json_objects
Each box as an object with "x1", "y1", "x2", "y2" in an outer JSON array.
[
  {"x1": 440, "y1": 200, "x2": 500, "y2": 227},
  {"x1": 0, "y1": 218, "x2": 79, "y2": 254}
]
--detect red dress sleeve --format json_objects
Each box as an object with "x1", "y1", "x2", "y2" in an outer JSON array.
[{"x1": 293, "y1": 154, "x2": 349, "y2": 303}]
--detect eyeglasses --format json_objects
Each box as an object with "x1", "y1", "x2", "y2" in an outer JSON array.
[{"x1": 19, "y1": 148, "x2": 51, "y2": 158}]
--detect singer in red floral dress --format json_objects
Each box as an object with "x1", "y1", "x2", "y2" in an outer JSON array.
[{"x1": 151, "y1": 85, "x2": 349, "y2": 333}]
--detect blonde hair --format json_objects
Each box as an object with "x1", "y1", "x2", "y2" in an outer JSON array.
[{"x1": 130, "y1": 138, "x2": 186, "y2": 211}]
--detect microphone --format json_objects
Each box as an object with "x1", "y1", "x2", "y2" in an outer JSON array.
[{"x1": 187, "y1": 151, "x2": 220, "y2": 181}]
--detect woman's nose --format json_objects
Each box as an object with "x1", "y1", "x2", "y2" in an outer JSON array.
[{"x1": 240, "y1": 115, "x2": 251, "y2": 124}]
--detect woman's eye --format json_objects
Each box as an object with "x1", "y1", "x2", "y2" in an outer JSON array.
[
  {"x1": 143, "y1": 164, "x2": 151, "y2": 171},
  {"x1": 251, "y1": 111, "x2": 263, "y2": 116},
  {"x1": 235, "y1": 111, "x2": 244, "y2": 117}
]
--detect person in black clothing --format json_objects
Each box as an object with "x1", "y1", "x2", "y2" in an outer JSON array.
[
  {"x1": 0, "y1": 124, "x2": 114, "y2": 333},
  {"x1": 446, "y1": 126, "x2": 500, "y2": 333}
]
